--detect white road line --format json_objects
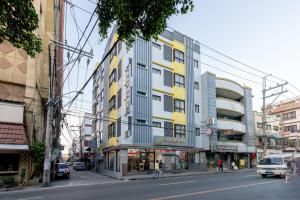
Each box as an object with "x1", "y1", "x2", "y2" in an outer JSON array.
[
  {"x1": 244, "y1": 175, "x2": 258, "y2": 177},
  {"x1": 159, "y1": 181, "x2": 195, "y2": 186},
  {"x1": 150, "y1": 180, "x2": 282, "y2": 200},
  {"x1": 18, "y1": 197, "x2": 43, "y2": 200}
]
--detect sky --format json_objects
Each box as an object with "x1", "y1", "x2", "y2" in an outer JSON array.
[{"x1": 60, "y1": 0, "x2": 300, "y2": 153}]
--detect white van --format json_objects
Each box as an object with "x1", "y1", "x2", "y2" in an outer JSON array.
[{"x1": 257, "y1": 154, "x2": 292, "y2": 178}]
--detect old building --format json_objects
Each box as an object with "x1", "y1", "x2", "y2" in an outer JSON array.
[{"x1": 0, "y1": 0, "x2": 64, "y2": 178}]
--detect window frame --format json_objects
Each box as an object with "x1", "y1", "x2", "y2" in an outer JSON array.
[
  {"x1": 152, "y1": 68, "x2": 161, "y2": 75},
  {"x1": 108, "y1": 123, "x2": 116, "y2": 138},
  {"x1": 153, "y1": 121, "x2": 161, "y2": 128},
  {"x1": 109, "y1": 69, "x2": 116, "y2": 87},
  {"x1": 152, "y1": 95, "x2": 161, "y2": 101},
  {"x1": 174, "y1": 99, "x2": 185, "y2": 113},
  {"x1": 195, "y1": 104, "x2": 200, "y2": 113},
  {"x1": 195, "y1": 128, "x2": 200, "y2": 136},
  {"x1": 174, "y1": 124, "x2": 186, "y2": 138},
  {"x1": 173, "y1": 49, "x2": 184, "y2": 63},
  {"x1": 174, "y1": 73, "x2": 185, "y2": 88},
  {"x1": 108, "y1": 96, "x2": 116, "y2": 112},
  {"x1": 194, "y1": 82, "x2": 199, "y2": 90},
  {"x1": 193, "y1": 59, "x2": 199, "y2": 68}
]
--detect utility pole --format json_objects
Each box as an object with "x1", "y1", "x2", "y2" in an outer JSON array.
[
  {"x1": 43, "y1": 0, "x2": 60, "y2": 187},
  {"x1": 262, "y1": 75, "x2": 288, "y2": 156},
  {"x1": 80, "y1": 125, "x2": 83, "y2": 161}
]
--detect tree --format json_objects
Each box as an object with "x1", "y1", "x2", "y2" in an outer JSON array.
[
  {"x1": 96, "y1": 0, "x2": 194, "y2": 46},
  {"x1": 0, "y1": 0, "x2": 42, "y2": 57}
]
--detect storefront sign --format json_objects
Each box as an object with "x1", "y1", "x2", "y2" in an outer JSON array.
[
  {"x1": 153, "y1": 136, "x2": 186, "y2": 146},
  {"x1": 213, "y1": 145, "x2": 238, "y2": 152}
]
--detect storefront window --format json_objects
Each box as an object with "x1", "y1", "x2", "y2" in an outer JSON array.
[
  {"x1": 128, "y1": 149, "x2": 155, "y2": 172},
  {"x1": 116, "y1": 150, "x2": 120, "y2": 172},
  {"x1": 108, "y1": 151, "x2": 115, "y2": 171},
  {"x1": 0, "y1": 154, "x2": 19, "y2": 171}
]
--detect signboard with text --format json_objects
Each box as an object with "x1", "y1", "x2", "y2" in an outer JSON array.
[
  {"x1": 153, "y1": 136, "x2": 187, "y2": 147},
  {"x1": 213, "y1": 144, "x2": 238, "y2": 152}
]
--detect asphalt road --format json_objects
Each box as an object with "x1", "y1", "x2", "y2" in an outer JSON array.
[{"x1": 0, "y1": 171, "x2": 299, "y2": 200}]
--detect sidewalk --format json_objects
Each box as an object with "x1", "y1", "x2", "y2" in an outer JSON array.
[{"x1": 124, "y1": 169, "x2": 256, "y2": 180}]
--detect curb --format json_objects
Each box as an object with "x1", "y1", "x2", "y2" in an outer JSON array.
[{"x1": 126, "y1": 169, "x2": 256, "y2": 180}]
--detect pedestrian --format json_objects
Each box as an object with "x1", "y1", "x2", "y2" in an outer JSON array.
[
  {"x1": 153, "y1": 160, "x2": 159, "y2": 178},
  {"x1": 217, "y1": 159, "x2": 223, "y2": 172},
  {"x1": 159, "y1": 160, "x2": 163, "y2": 176}
]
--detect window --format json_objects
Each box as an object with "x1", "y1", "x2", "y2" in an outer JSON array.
[
  {"x1": 137, "y1": 63, "x2": 146, "y2": 68},
  {"x1": 153, "y1": 122, "x2": 161, "y2": 128},
  {"x1": 194, "y1": 82, "x2": 199, "y2": 90},
  {"x1": 152, "y1": 68, "x2": 161, "y2": 75},
  {"x1": 118, "y1": 60, "x2": 122, "y2": 80},
  {"x1": 109, "y1": 96, "x2": 116, "y2": 111},
  {"x1": 117, "y1": 89, "x2": 122, "y2": 109},
  {"x1": 109, "y1": 69, "x2": 116, "y2": 87},
  {"x1": 266, "y1": 125, "x2": 271, "y2": 130},
  {"x1": 152, "y1": 95, "x2": 161, "y2": 101},
  {"x1": 174, "y1": 99, "x2": 185, "y2": 113},
  {"x1": 174, "y1": 124, "x2": 186, "y2": 138},
  {"x1": 137, "y1": 119, "x2": 147, "y2": 126},
  {"x1": 193, "y1": 59, "x2": 199, "y2": 68},
  {"x1": 284, "y1": 125, "x2": 297, "y2": 133},
  {"x1": 137, "y1": 91, "x2": 146, "y2": 96},
  {"x1": 257, "y1": 123, "x2": 263, "y2": 128},
  {"x1": 174, "y1": 74, "x2": 185, "y2": 88},
  {"x1": 273, "y1": 126, "x2": 279, "y2": 131},
  {"x1": 152, "y1": 42, "x2": 161, "y2": 49},
  {"x1": 195, "y1": 104, "x2": 200, "y2": 113},
  {"x1": 173, "y1": 49, "x2": 184, "y2": 63},
  {"x1": 195, "y1": 128, "x2": 200, "y2": 136},
  {"x1": 283, "y1": 111, "x2": 296, "y2": 120},
  {"x1": 108, "y1": 123, "x2": 116, "y2": 138},
  {"x1": 109, "y1": 46, "x2": 116, "y2": 62}
]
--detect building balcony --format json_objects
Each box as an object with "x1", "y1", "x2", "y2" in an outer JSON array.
[
  {"x1": 216, "y1": 97, "x2": 244, "y2": 116},
  {"x1": 217, "y1": 119, "x2": 246, "y2": 133},
  {"x1": 216, "y1": 78, "x2": 244, "y2": 101}
]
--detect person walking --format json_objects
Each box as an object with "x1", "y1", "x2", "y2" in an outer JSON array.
[
  {"x1": 217, "y1": 159, "x2": 223, "y2": 172},
  {"x1": 159, "y1": 160, "x2": 163, "y2": 177},
  {"x1": 154, "y1": 160, "x2": 159, "y2": 178}
]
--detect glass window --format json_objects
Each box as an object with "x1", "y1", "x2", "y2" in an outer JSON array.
[
  {"x1": 173, "y1": 49, "x2": 184, "y2": 63},
  {"x1": 194, "y1": 82, "x2": 199, "y2": 90},
  {"x1": 266, "y1": 125, "x2": 271, "y2": 130},
  {"x1": 283, "y1": 111, "x2": 296, "y2": 120},
  {"x1": 174, "y1": 74, "x2": 185, "y2": 88},
  {"x1": 257, "y1": 123, "x2": 263, "y2": 128},
  {"x1": 109, "y1": 96, "x2": 116, "y2": 111},
  {"x1": 108, "y1": 123, "x2": 116, "y2": 138},
  {"x1": 174, "y1": 124, "x2": 186, "y2": 138},
  {"x1": 195, "y1": 104, "x2": 200, "y2": 113},
  {"x1": 193, "y1": 59, "x2": 199, "y2": 68},
  {"x1": 153, "y1": 122, "x2": 161, "y2": 128},
  {"x1": 174, "y1": 99, "x2": 185, "y2": 113},
  {"x1": 137, "y1": 63, "x2": 146, "y2": 68},
  {"x1": 137, "y1": 119, "x2": 147, "y2": 125},
  {"x1": 284, "y1": 125, "x2": 297, "y2": 133},
  {"x1": 137, "y1": 91, "x2": 146, "y2": 96},
  {"x1": 152, "y1": 95, "x2": 161, "y2": 101},
  {"x1": 109, "y1": 69, "x2": 116, "y2": 87},
  {"x1": 152, "y1": 42, "x2": 161, "y2": 49},
  {"x1": 152, "y1": 68, "x2": 161, "y2": 75},
  {"x1": 195, "y1": 128, "x2": 200, "y2": 136},
  {"x1": 273, "y1": 126, "x2": 279, "y2": 131}
]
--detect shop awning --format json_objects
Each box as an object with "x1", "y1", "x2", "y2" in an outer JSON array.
[{"x1": 0, "y1": 122, "x2": 28, "y2": 150}]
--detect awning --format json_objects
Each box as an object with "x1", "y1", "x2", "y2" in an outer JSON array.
[{"x1": 0, "y1": 122, "x2": 29, "y2": 151}]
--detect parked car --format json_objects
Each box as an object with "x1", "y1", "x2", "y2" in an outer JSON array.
[
  {"x1": 67, "y1": 162, "x2": 73, "y2": 166},
  {"x1": 55, "y1": 163, "x2": 70, "y2": 179},
  {"x1": 73, "y1": 162, "x2": 85, "y2": 171}
]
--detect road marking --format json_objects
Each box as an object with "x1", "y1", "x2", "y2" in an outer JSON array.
[
  {"x1": 150, "y1": 180, "x2": 282, "y2": 200},
  {"x1": 244, "y1": 175, "x2": 258, "y2": 177},
  {"x1": 159, "y1": 181, "x2": 195, "y2": 186},
  {"x1": 18, "y1": 197, "x2": 43, "y2": 200}
]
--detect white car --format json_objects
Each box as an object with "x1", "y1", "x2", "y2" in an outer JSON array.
[{"x1": 257, "y1": 154, "x2": 291, "y2": 178}]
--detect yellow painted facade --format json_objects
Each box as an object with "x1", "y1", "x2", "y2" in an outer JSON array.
[{"x1": 108, "y1": 137, "x2": 117, "y2": 147}]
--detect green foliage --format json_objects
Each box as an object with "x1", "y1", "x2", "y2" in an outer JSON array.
[
  {"x1": 18, "y1": 168, "x2": 26, "y2": 184},
  {"x1": 29, "y1": 140, "x2": 46, "y2": 176},
  {"x1": 0, "y1": 0, "x2": 42, "y2": 57},
  {"x1": 0, "y1": 176, "x2": 16, "y2": 188},
  {"x1": 96, "y1": 0, "x2": 194, "y2": 46}
]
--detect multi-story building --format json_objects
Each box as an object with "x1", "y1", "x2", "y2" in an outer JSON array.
[
  {"x1": 80, "y1": 113, "x2": 93, "y2": 163},
  {"x1": 267, "y1": 98, "x2": 300, "y2": 152},
  {"x1": 93, "y1": 27, "x2": 206, "y2": 178},
  {"x1": 201, "y1": 72, "x2": 255, "y2": 169},
  {"x1": 253, "y1": 111, "x2": 282, "y2": 164},
  {"x1": 0, "y1": 0, "x2": 64, "y2": 178}
]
